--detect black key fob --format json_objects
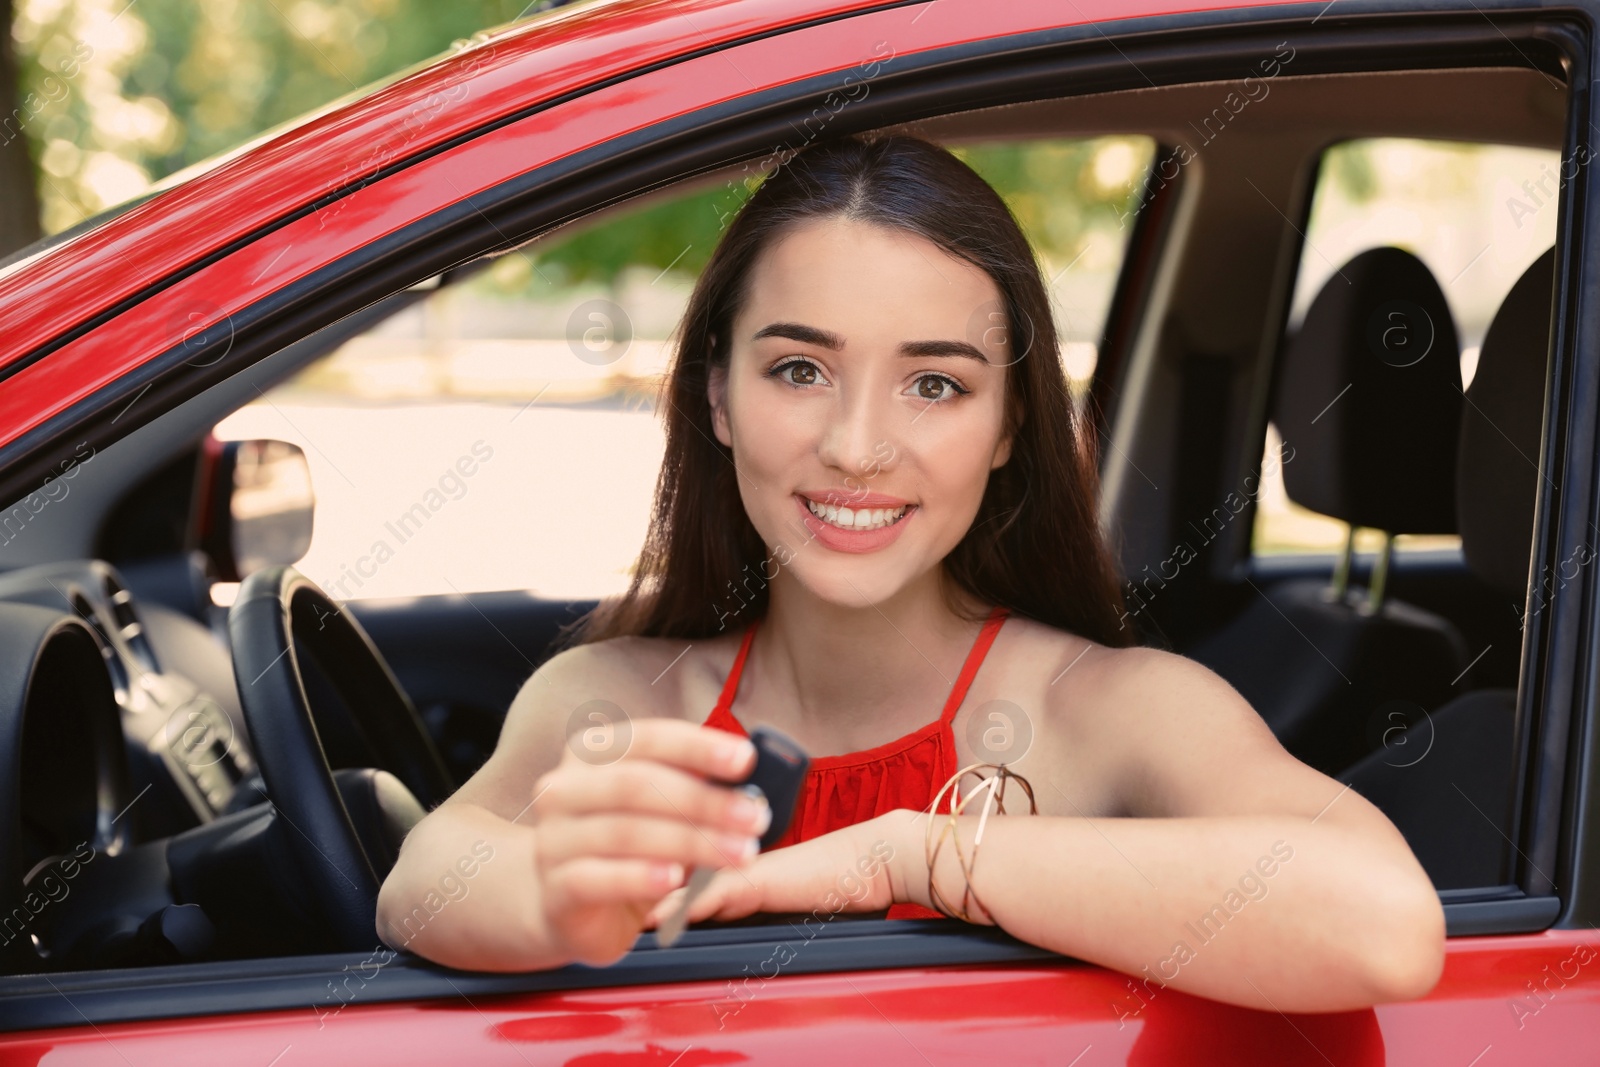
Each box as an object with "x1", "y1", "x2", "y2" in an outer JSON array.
[
  {"x1": 655, "y1": 725, "x2": 812, "y2": 947},
  {"x1": 736, "y1": 725, "x2": 809, "y2": 850}
]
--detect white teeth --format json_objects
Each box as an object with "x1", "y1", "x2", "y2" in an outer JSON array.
[{"x1": 805, "y1": 498, "x2": 909, "y2": 531}]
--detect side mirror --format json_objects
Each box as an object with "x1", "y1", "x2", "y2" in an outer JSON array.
[{"x1": 201, "y1": 439, "x2": 314, "y2": 581}]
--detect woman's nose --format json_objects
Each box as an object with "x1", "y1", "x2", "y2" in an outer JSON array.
[{"x1": 816, "y1": 387, "x2": 896, "y2": 478}]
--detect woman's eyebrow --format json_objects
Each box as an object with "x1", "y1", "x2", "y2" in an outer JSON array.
[
  {"x1": 898, "y1": 339, "x2": 990, "y2": 364},
  {"x1": 751, "y1": 323, "x2": 990, "y2": 364},
  {"x1": 751, "y1": 322, "x2": 844, "y2": 349}
]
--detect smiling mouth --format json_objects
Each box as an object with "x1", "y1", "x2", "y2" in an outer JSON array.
[{"x1": 802, "y1": 498, "x2": 912, "y2": 532}]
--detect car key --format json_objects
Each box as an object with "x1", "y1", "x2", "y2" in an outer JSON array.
[{"x1": 654, "y1": 725, "x2": 809, "y2": 947}]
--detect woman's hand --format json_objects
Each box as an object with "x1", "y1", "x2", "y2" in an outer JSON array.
[
  {"x1": 527, "y1": 717, "x2": 772, "y2": 966},
  {"x1": 642, "y1": 810, "x2": 903, "y2": 928}
]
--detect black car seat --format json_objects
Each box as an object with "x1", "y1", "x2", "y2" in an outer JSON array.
[
  {"x1": 1187, "y1": 247, "x2": 1472, "y2": 773},
  {"x1": 1339, "y1": 246, "x2": 1555, "y2": 890}
]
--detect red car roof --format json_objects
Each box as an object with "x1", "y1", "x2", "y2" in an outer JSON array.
[
  {"x1": 0, "y1": 0, "x2": 898, "y2": 363},
  {"x1": 0, "y1": 0, "x2": 1274, "y2": 372}
]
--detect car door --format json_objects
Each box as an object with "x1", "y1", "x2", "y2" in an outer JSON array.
[{"x1": 3, "y1": 1, "x2": 1600, "y2": 1063}]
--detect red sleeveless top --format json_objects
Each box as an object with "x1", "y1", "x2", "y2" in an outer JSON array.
[{"x1": 702, "y1": 604, "x2": 1011, "y2": 920}]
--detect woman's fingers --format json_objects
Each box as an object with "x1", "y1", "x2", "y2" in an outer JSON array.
[
  {"x1": 689, "y1": 868, "x2": 760, "y2": 923},
  {"x1": 537, "y1": 812, "x2": 761, "y2": 872},
  {"x1": 543, "y1": 856, "x2": 691, "y2": 908},
  {"x1": 643, "y1": 885, "x2": 687, "y2": 928},
  {"x1": 612, "y1": 717, "x2": 758, "y2": 782},
  {"x1": 523, "y1": 720, "x2": 770, "y2": 955},
  {"x1": 642, "y1": 871, "x2": 747, "y2": 928},
  {"x1": 536, "y1": 757, "x2": 771, "y2": 839}
]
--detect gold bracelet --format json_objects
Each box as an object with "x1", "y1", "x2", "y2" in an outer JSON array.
[{"x1": 925, "y1": 761, "x2": 1038, "y2": 923}]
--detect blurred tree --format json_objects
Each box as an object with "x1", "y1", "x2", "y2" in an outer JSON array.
[
  {"x1": 528, "y1": 179, "x2": 758, "y2": 289},
  {"x1": 0, "y1": 0, "x2": 42, "y2": 255},
  {"x1": 1324, "y1": 140, "x2": 1378, "y2": 203},
  {"x1": 8, "y1": 0, "x2": 537, "y2": 238},
  {"x1": 5, "y1": 1, "x2": 1151, "y2": 289},
  {"x1": 956, "y1": 137, "x2": 1153, "y2": 268},
  {"x1": 487, "y1": 136, "x2": 1155, "y2": 295}
]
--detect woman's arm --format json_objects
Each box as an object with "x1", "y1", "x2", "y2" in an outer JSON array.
[
  {"x1": 630, "y1": 643, "x2": 1445, "y2": 1011},
  {"x1": 377, "y1": 642, "x2": 767, "y2": 971},
  {"x1": 879, "y1": 646, "x2": 1446, "y2": 1013},
  {"x1": 879, "y1": 808, "x2": 1441, "y2": 1013}
]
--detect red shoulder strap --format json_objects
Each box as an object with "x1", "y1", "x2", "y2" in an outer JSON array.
[
  {"x1": 707, "y1": 618, "x2": 760, "y2": 728},
  {"x1": 938, "y1": 605, "x2": 1011, "y2": 726}
]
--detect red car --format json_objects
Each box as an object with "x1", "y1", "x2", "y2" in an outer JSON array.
[{"x1": 0, "y1": 0, "x2": 1595, "y2": 1060}]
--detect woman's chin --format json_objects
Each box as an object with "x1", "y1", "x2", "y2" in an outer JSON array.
[{"x1": 778, "y1": 559, "x2": 920, "y2": 612}]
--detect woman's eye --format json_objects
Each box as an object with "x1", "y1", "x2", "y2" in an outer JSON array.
[
  {"x1": 769, "y1": 359, "x2": 825, "y2": 386},
  {"x1": 911, "y1": 373, "x2": 968, "y2": 402}
]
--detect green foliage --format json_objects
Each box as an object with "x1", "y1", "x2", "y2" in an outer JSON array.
[
  {"x1": 482, "y1": 137, "x2": 1154, "y2": 293},
  {"x1": 11, "y1": 0, "x2": 536, "y2": 232},
  {"x1": 952, "y1": 137, "x2": 1154, "y2": 263},
  {"x1": 8, "y1": 0, "x2": 1152, "y2": 288},
  {"x1": 1320, "y1": 138, "x2": 1492, "y2": 207},
  {"x1": 1323, "y1": 141, "x2": 1378, "y2": 203},
  {"x1": 527, "y1": 178, "x2": 759, "y2": 289}
]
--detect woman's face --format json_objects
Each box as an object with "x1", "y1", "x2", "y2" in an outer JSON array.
[{"x1": 708, "y1": 215, "x2": 1015, "y2": 609}]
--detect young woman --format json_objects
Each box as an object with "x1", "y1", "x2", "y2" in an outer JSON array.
[{"x1": 377, "y1": 133, "x2": 1445, "y2": 1012}]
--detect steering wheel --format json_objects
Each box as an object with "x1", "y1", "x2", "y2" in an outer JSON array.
[
  {"x1": 0, "y1": 606, "x2": 133, "y2": 973},
  {"x1": 229, "y1": 565, "x2": 454, "y2": 950}
]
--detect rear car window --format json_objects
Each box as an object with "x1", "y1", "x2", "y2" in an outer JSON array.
[{"x1": 1252, "y1": 137, "x2": 1560, "y2": 559}]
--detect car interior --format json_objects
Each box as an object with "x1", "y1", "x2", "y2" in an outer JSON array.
[{"x1": 0, "y1": 56, "x2": 1570, "y2": 988}]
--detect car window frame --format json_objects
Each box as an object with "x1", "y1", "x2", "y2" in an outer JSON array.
[
  {"x1": 1526, "y1": 67, "x2": 1600, "y2": 924},
  {"x1": 1221, "y1": 101, "x2": 1596, "y2": 926},
  {"x1": 1, "y1": 4, "x2": 1595, "y2": 1033}
]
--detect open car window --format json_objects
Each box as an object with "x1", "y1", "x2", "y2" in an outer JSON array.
[{"x1": 209, "y1": 136, "x2": 1157, "y2": 605}]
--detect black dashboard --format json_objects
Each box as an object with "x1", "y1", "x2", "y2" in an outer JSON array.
[
  {"x1": 0, "y1": 558, "x2": 312, "y2": 975},
  {"x1": 0, "y1": 559, "x2": 259, "y2": 851},
  {"x1": 0, "y1": 556, "x2": 457, "y2": 972}
]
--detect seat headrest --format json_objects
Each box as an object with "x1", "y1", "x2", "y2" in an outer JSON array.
[
  {"x1": 1274, "y1": 247, "x2": 1462, "y2": 533},
  {"x1": 1458, "y1": 247, "x2": 1554, "y2": 598}
]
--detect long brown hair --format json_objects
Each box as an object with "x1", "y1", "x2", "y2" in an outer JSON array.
[{"x1": 563, "y1": 133, "x2": 1132, "y2": 649}]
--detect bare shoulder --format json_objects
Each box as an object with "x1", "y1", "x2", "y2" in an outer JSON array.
[
  {"x1": 992, "y1": 617, "x2": 1303, "y2": 815},
  {"x1": 525, "y1": 635, "x2": 683, "y2": 702},
  {"x1": 446, "y1": 629, "x2": 745, "y2": 817},
  {"x1": 1067, "y1": 642, "x2": 1273, "y2": 739},
  {"x1": 509, "y1": 630, "x2": 745, "y2": 729},
  {"x1": 1068, "y1": 636, "x2": 1350, "y2": 818},
  {"x1": 997, "y1": 611, "x2": 1260, "y2": 731}
]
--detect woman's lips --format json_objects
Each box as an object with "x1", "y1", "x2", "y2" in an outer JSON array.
[
  {"x1": 797, "y1": 488, "x2": 911, "y2": 509},
  {"x1": 793, "y1": 493, "x2": 916, "y2": 554}
]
